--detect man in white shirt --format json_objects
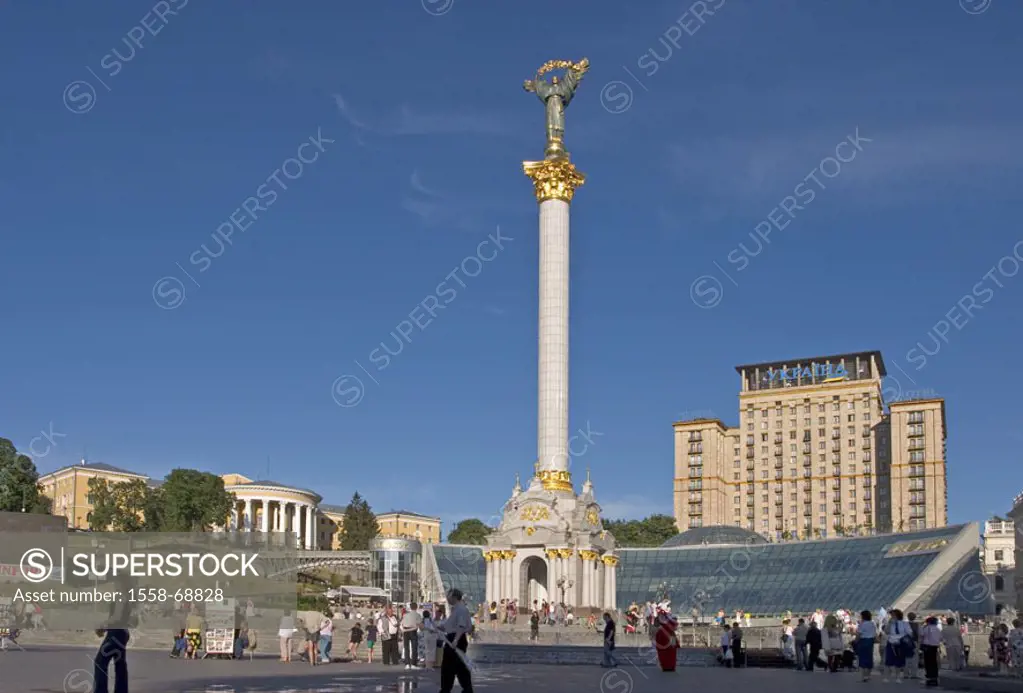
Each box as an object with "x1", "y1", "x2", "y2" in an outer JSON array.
[
  {"x1": 401, "y1": 601, "x2": 423, "y2": 669},
  {"x1": 377, "y1": 606, "x2": 400, "y2": 665},
  {"x1": 437, "y1": 588, "x2": 474, "y2": 693}
]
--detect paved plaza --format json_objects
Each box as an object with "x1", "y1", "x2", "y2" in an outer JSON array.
[{"x1": 2, "y1": 647, "x2": 1020, "y2": 693}]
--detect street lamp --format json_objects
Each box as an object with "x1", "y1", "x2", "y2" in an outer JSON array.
[{"x1": 555, "y1": 576, "x2": 573, "y2": 605}]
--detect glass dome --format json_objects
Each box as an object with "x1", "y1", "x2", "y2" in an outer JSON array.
[{"x1": 660, "y1": 525, "x2": 769, "y2": 548}]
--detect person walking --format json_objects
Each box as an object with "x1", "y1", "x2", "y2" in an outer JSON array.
[
  {"x1": 318, "y1": 613, "x2": 334, "y2": 664},
  {"x1": 378, "y1": 606, "x2": 400, "y2": 665},
  {"x1": 401, "y1": 601, "x2": 423, "y2": 669},
  {"x1": 93, "y1": 575, "x2": 135, "y2": 693},
  {"x1": 883, "y1": 608, "x2": 910, "y2": 682},
  {"x1": 654, "y1": 612, "x2": 679, "y2": 672},
  {"x1": 601, "y1": 612, "x2": 618, "y2": 668},
  {"x1": 904, "y1": 612, "x2": 921, "y2": 679},
  {"x1": 793, "y1": 618, "x2": 809, "y2": 671},
  {"x1": 278, "y1": 610, "x2": 295, "y2": 662},
  {"x1": 437, "y1": 588, "x2": 474, "y2": 693},
  {"x1": 855, "y1": 610, "x2": 877, "y2": 681},
  {"x1": 942, "y1": 617, "x2": 965, "y2": 671},
  {"x1": 920, "y1": 616, "x2": 942, "y2": 687},
  {"x1": 806, "y1": 620, "x2": 823, "y2": 671}
]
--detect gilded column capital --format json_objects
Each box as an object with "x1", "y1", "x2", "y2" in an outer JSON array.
[
  {"x1": 523, "y1": 158, "x2": 585, "y2": 203},
  {"x1": 501, "y1": 550, "x2": 517, "y2": 560},
  {"x1": 545, "y1": 548, "x2": 560, "y2": 560},
  {"x1": 579, "y1": 549, "x2": 599, "y2": 561},
  {"x1": 557, "y1": 548, "x2": 574, "y2": 559},
  {"x1": 601, "y1": 555, "x2": 619, "y2": 566}
]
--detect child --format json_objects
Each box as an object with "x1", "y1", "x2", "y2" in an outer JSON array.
[
  {"x1": 365, "y1": 620, "x2": 378, "y2": 664},
  {"x1": 348, "y1": 621, "x2": 363, "y2": 662},
  {"x1": 530, "y1": 610, "x2": 540, "y2": 642}
]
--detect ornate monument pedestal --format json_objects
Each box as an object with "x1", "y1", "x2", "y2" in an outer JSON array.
[{"x1": 485, "y1": 57, "x2": 617, "y2": 612}]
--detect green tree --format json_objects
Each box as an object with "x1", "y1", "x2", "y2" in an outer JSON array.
[
  {"x1": 159, "y1": 469, "x2": 235, "y2": 531},
  {"x1": 447, "y1": 518, "x2": 492, "y2": 545},
  {"x1": 337, "y1": 492, "x2": 379, "y2": 550},
  {"x1": 0, "y1": 438, "x2": 52, "y2": 513},
  {"x1": 141, "y1": 484, "x2": 166, "y2": 531},
  {"x1": 109, "y1": 479, "x2": 150, "y2": 532},
  {"x1": 603, "y1": 514, "x2": 680, "y2": 548},
  {"x1": 87, "y1": 477, "x2": 117, "y2": 530}
]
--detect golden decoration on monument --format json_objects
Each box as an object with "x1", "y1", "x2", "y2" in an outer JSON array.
[
  {"x1": 601, "y1": 555, "x2": 619, "y2": 566},
  {"x1": 586, "y1": 508, "x2": 600, "y2": 526},
  {"x1": 525, "y1": 526, "x2": 536, "y2": 536},
  {"x1": 519, "y1": 504, "x2": 551, "y2": 522},
  {"x1": 533, "y1": 469, "x2": 573, "y2": 492},
  {"x1": 579, "y1": 549, "x2": 599, "y2": 561},
  {"x1": 557, "y1": 548, "x2": 574, "y2": 559}
]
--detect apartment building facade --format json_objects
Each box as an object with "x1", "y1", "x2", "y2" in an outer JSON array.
[{"x1": 674, "y1": 350, "x2": 948, "y2": 540}]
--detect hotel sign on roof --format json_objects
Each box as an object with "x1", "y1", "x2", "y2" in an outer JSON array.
[{"x1": 883, "y1": 538, "x2": 949, "y2": 558}]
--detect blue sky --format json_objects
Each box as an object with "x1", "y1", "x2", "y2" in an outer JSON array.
[{"x1": 2, "y1": 0, "x2": 1022, "y2": 536}]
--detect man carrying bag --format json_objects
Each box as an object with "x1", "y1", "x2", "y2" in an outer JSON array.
[{"x1": 436, "y1": 589, "x2": 474, "y2": 693}]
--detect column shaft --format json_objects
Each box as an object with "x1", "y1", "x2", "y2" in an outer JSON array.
[
  {"x1": 261, "y1": 498, "x2": 270, "y2": 534},
  {"x1": 244, "y1": 498, "x2": 253, "y2": 530},
  {"x1": 306, "y1": 505, "x2": 315, "y2": 550},
  {"x1": 537, "y1": 199, "x2": 571, "y2": 472}
]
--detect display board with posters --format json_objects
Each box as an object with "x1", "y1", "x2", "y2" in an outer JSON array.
[{"x1": 203, "y1": 598, "x2": 236, "y2": 656}]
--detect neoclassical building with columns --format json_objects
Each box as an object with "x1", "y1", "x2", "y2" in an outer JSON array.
[{"x1": 223, "y1": 474, "x2": 322, "y2": 550}]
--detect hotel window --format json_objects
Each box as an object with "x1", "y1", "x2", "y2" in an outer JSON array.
[
  {"x1": 862, "y1": 413, "x2": 870, "y2": 421},
  {"x1": 733, "y1": 496, "x2": 740, "y2": 505},
  {"x1": 790, "y1": 492, "x2": 798, "y2": 500},
  {"x1": 995, "y1": 549, "x2": 1005, "y2": 561},
  {"x1": 789, "y1": 431, "x2": 796, "y2": 440},
  {"x1": 832, "y1": 416, "x2": 840, "y2": 424},
  {"x1": 790, "y1": 505, "x2": 797, "y2": 514},
  {"x1": 847, "y1": 415, "x2": 855, "y2": 423},
  {"x1": 833, "y1": 403, "x2": 840, "y2": 411},
  {"x1": 804, "y1": 405, "x2": 810, "y2": 413},
  {"x1": 804, "y1": 417, "x2": 811, "y2": 426},
  {"x1": 819, "y1": 504, "x2": 827, "y2": 512},
  {"x1": 761, "y1": 422, "x2": 768, "y2": 429},
  {"x1": 789, "y1": 419, "x2": 796, "y2": 428},
  {"x1": 849, "y1": 489, "x2": 856, "y2": 498},
  {"x1": 818, "y1": 465, "x2": 826, "y2": 474},
  {"x1": 910, "y1": 451, "x2": 924, "y2": 463},
  {"x1": 775, "y1": 420, "x2": 782, "y2": 429},
  {"x1": 819, "y1": 442, "x2": 825, "y2": 450},
  {"x1": 761, "y1": 493, "x2": 769, "y2": 502},
  {"x1": 761, "y1": 410, "x2": 768, "y2": 417},
  {"x1": 818, "y1": 404, "x2": 825, "y2": 412},
  {"x1": 847, "y1": 452, "x2": 855, "y2": 461},
  {"x1": 818, "y1": 417, "x2": 825, "y2": 425},
  {"x1": 733, "y1": 472, "x2": 740, "y2": 480},
  {"x1": 747, "y1": 423, "x2": 753, "y2": 431},
  {"x1": 848, "y1": 401, "x2": 855, "y2": 409}
]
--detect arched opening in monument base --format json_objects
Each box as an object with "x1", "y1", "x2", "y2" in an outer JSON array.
[{"x1": 519, "y1": 555, "x2": 549, "y2": 607}]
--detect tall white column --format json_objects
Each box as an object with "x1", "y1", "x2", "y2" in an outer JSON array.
[
  {"x1": 261, "y1": 498, "x2": 270, "y2": 534},
  {"x1": 305, "y1": 505, "x2": 315, "y2": 550},
  {"x1": 536, "y1": 198, "x2": 571, "y2": 475},
  {"x1": 230, "y1": 506, "x2": 239, "y2": 531},
  {"x1": 244, "y1": 498, "x2": 253, "y2": 530},
  {"x1": 485, "y1": 557, "x2": 493, "y2": 603},
  {"x1": 292, "y1": 504, "x2": 303, "y2": 547},
  {"x1": 597, "y1": 560, "x2": 606, "y2": 608}
]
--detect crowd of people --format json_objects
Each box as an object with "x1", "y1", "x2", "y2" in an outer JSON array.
[{"x1": 776, "y1": 608, "x2": 1023, "y2": 685}]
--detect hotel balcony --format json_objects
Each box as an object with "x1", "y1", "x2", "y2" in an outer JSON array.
[
  {"x1": 832, "y1": 481, "x2": 842, "y2": 490},
  {"x1": 688, "y1": 433, "x2": 703, "y2": 442},
  {"x1": 774, "y1": 460, "x2": 784, "y2": 469},
  {"x1": 908, "y1": 442, "x2": 925, "y2": 451},
  {"x1": 746, "y1": 451, "x2": 755, "y2": 460}
]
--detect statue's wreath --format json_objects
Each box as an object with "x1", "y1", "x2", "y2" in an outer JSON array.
[{"x1": 535, "y1": 58, "x2": 589, "y2": 80}]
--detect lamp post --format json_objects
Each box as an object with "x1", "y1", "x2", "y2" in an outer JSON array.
[{"x1": 555, "y1": 576, "x2": 573, "y2": 606}]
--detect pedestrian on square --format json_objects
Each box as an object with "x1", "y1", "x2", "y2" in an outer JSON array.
[
  {"x1": 941, "y1": 617, "x2": 965, "y2": 671},
  {"x1": 437, "y1": 588, "x2": 474, "y2": 693},
  {"x1": 401, "y1": 601, "x2": 423, "y2": 669},
  {"x1": 855, "y1": 610, "x2": 877, "y2": 681},
  {"x1": 793, "y1": 618, "x2": 809, "y2": 671},
  {"x1": 601, "y1": 612, "x2": 619, "y2": 668},
  {"x1": 348, "y1": 621, "x2": 363, "y2": 662},
  {"x1": 920, "y1": 616, "x2": 942, "y2": 687},
  {"x1": 806, "y1": 620, "x2": 823, "y2": 671}
]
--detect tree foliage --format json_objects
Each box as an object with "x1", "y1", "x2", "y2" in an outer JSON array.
[
  {"x1": 603, "y1": 514, "x2": 679, "y2": 547},
  {"x1": 158, "y1": 469, "x2": 235, "y2": 532},
  {"x1": 446, "y1": 518, "x2": 493, "y2": 545},
  {"x1": 87, "y1": 477, "x2": 118, "y2": 530},
  {"x1": 337, "y1": 492, "x2": 379, "y2": 550},
  {"x1": 0, "y1": 438, "x2": 51, "y2": 513}
]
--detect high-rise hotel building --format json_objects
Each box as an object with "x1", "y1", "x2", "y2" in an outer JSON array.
[{"x1": 674, "y1": 351, "x2": 948, "y2": 540}]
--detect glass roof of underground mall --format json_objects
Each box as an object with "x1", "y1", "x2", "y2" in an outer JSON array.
[{"x1": 431, "y1": 525, "x2": 985, "y2": 615}]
